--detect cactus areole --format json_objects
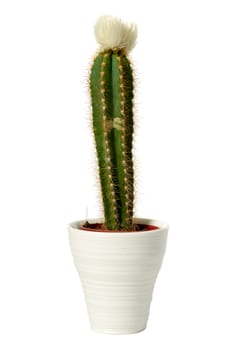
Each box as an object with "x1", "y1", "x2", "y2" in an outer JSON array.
[{"x1": 86, "y1": 16, "x2": 154, "y2": 232}]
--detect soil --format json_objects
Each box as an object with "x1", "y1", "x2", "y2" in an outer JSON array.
[{"x1": 81, "y1": 222, "x2": 159, "y2": 232}]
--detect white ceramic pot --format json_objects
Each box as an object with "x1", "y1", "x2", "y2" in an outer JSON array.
[{"x1": 68, "y1": 218, "x2": 168, "y2": 334}]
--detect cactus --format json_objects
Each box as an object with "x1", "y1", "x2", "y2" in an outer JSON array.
[{"x1": 90, "y1": 16, "x2": 137, "y2": 231}]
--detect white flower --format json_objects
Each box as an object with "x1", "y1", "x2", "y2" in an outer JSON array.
[{"x1": 94, "y1": 15, "x2": 137, "y2": 53}]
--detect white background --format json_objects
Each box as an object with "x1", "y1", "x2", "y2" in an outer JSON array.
[{"x1": 0, "y1": 0, "x2": 232, "y2": 349}]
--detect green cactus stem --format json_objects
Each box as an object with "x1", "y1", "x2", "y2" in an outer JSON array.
[{"x1": 90, "y1": 16, "x2": 137, "y2": 231}]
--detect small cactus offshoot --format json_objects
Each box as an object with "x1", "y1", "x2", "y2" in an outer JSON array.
[{"x1": 90, "y1": 16, "x2": 137, "y2": 231}]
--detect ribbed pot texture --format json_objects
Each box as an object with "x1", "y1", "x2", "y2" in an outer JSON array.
[{"x1": 68, "y1": 218, "x2": 168, "y2": 334}]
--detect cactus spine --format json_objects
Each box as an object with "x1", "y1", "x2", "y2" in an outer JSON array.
[{"x1": 90, "y1": 16, "x2": 137, "y2": 231}]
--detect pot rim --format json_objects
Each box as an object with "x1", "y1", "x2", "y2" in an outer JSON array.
[{"x1": 68, "y1": 218, "x2": 169, "y2": 236}]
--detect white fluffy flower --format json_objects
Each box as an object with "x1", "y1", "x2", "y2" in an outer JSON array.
[{"x1": 94, "y1": 15, "x2": 137, "y2": 53}]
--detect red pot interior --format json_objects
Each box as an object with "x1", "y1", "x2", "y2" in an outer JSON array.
[{"x1": 80, "y1": 222, "x2": 159, "y2": 232}]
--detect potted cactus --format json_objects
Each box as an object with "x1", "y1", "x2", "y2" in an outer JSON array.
[{"x1": 68, "y1": 15, "x2": 169, "y2": 334}]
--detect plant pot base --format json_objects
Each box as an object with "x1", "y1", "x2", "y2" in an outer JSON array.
[{"x1": 91, "y1": 326, "x2": 146, "y2": 335}]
